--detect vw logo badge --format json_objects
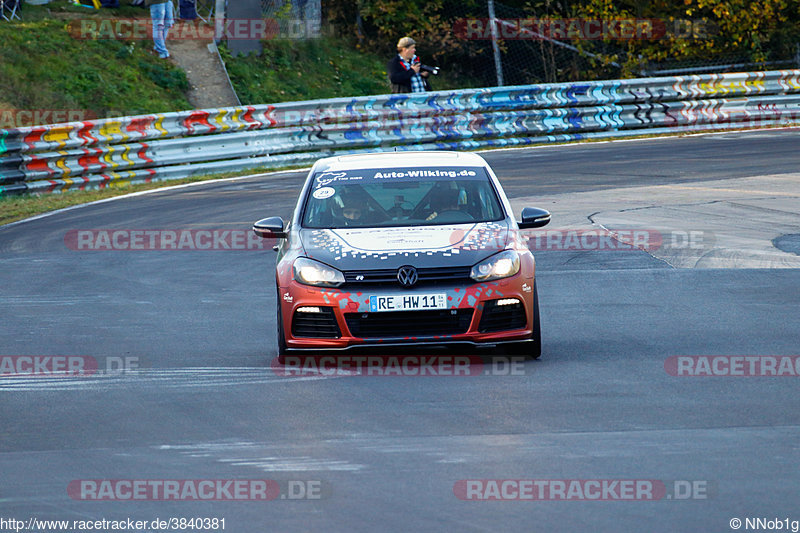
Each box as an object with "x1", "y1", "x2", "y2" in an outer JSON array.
[{"x1": 397, "y1": 266, "x2": 418, "y2": 287}]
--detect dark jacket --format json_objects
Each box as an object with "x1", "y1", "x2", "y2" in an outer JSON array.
[{"x1": 387, "y1": 55, "x2": 431, "y2": 94}]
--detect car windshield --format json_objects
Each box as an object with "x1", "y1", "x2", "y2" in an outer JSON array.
[{"x1": 301, "y1": 166, "x2": 505, "y2": 228}]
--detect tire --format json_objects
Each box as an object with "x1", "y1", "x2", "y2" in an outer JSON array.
[
  {"x1": 500, "y1": 281, "x2": 542, "y2": 360},
  {"x1": 276, "y1": 291, "x2": 288, "y2": 364}
]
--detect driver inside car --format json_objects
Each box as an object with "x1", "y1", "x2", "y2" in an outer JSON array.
[
  {"x1": 426, "y1": 186, "x2": 469, "y2": 221},
  {"x1": 343, "y1": 205, "x2": 362, "y2": 222},
  {"x1": 336, "y1": 188, "x2": 386, "y2": 226}
]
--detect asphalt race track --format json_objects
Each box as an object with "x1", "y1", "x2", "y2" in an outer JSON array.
[{"x1": 1, "y1": 130, "x2": 799, "y2": 532}]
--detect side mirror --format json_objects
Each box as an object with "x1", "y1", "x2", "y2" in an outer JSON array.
[
  {"x1": 518, "y1": 207, "x2": 551, "y2": 229},
  {"x1": 253, "y1": 217, "x2": 287, "y2": 239}
]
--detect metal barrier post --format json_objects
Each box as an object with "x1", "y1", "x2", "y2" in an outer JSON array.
[{"x1": 488, "y1": 0, "x2": 504, "y2": 87}]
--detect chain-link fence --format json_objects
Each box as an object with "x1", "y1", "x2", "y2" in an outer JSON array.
[
  {"x1": 426, "y1": 0, "x2": 800, "y2": 87},
  {"x1": 488, "y1": 0, "x2": 628, "y2": 85},
  {"x1": 217, "y1": 0, "x2": 798, "y2": 87},
  {"x1": 260, "y1": 0, "x2": 319, "y2": 24},
  {"x1": 641, "y1": 53, "x2": 800, "y2": 77},
  {"x1": 407, "y1": 0, "x2": 629, "y2": 87}
]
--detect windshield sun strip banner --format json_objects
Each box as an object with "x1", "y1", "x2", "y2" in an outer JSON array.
[{"x1": 313, "y1": 167, "x2": 487, "y2": 189}]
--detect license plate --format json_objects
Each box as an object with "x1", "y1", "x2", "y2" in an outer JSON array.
[{"x1": 369, "y1": 293, "x2": 447, "y2": 312}]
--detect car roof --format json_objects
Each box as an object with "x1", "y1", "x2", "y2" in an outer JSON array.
[{"x1": 312, "y1": 151, "x2": 489, "y2": 172}]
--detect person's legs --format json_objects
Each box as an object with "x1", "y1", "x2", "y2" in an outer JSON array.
[
  {"x1": 150, "y1": 3, "x2": 169, "y2": 58},
  {"x1": 163, "y1": 1, "x2": 174, "y2": 46}
]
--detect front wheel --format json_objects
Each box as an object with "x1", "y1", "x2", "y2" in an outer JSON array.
[{"x1": 500, "y1": 281, "x2": 542, "y2": 360}]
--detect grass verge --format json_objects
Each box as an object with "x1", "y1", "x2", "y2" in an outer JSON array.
[
  {"x1": 0, "y1": 2, "x2": 190, "y2": 127},
  {"x1": 221, "y1": 36, "x2": 481, "y2": 105}
]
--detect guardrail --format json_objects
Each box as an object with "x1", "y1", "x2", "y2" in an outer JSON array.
[{"x1": 1, "y1": 69, "x2": 799, "y2": 195}]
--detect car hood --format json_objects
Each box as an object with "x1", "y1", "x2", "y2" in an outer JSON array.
[{"x1": 300, "y1": 222, "x2": 509, "y2": 270}]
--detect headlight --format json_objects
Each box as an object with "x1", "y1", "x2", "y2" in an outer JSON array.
[
  {"x1": 470, "y1": 250, "x2": 520, "y2": 282},
  {"x1": 293, "y1": 257, "x2": 345, "y2": 287}
]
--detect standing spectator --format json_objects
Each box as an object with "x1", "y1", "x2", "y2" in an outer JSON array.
[
  {"x1": 178, "y1": 0, "x2": 197, "y2": 20},
  {"x1": 387, "y1": 36, "x2": 431, "y2": 94},
  {"x1": 146, "y1": 0, "x2": 174, "y2": 59}
]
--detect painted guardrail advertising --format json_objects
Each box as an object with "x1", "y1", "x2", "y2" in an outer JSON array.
[{"x1": 1, "y1": 69, "x2": 799, "y2": 195}]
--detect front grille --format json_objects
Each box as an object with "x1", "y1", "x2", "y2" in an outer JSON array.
[
  {"x1": 343, "y1": 266, "x2": 472, "y2": 287},
  {"x1": 478, "y1": 300, "x2": 527, "y2": 333},
  {"x1": 345, "y1": 309, "x2": 474, "y2": 338},
  {"x1": 291, "y1": 307, "x2": 341, "y2": 338}
]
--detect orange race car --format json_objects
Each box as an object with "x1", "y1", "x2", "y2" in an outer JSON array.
[{"x1": 253, "y1": 151, "x2": 551, "y2": 362}]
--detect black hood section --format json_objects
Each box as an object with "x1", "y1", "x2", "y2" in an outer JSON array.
[{"x1": 299, "y1": 222, "x2": 510, "y2": 271}]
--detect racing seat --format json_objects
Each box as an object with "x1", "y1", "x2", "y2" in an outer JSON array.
[{"x1": 1, "y1": 0, "x2": 21, "y2": 21}]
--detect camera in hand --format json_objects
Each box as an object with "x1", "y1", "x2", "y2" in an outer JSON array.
[
  {"x1": 413, "y1": 58, "x2": 440, "y2": 76},
  {"x1": 420, "y1": 65, "x2": 440, "y2": 76}
]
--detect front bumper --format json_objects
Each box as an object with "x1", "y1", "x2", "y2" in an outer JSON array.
[{"x1": 278, "y1": 277, "x2": 535, "y2": 350}]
